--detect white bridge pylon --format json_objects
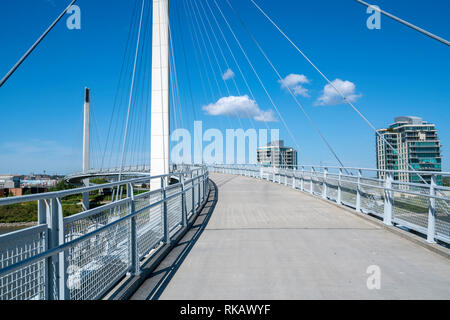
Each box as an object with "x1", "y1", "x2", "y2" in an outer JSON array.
[{"x1": 150, "y1": 0, "x2": 170, "y2": 189}]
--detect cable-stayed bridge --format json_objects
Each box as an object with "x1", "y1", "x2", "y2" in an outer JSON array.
[{"x1": 0, "y1": 0, "x2": 449, "y2": 300}]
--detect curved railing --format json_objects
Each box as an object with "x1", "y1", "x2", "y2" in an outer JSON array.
[
  {"x1": 0, "y1": 166, "x2": 209, "y2": 300},
  {"x1": 209, "y1": 165, "x2": 450, "y2": 245}
]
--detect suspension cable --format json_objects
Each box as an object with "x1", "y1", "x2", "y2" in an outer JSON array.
[
  {"x1": 203, "y1": 0, "x2": 290, "y2": 166},
  {"x1": 192, "y1": 0, "x2": 248, "y2": 131},
  {"x1": 0, "y1": 0, "x2": 77, "y2": 87},
  {"x1": 198, "y1": 0, "x2": 256, "y2": 130},
  {"x1": 225, "y1": 0, "x2": 346, "y2": 169},
  {"x1": 185, "y1": 0, "x2": 232, "y2": 130},
  {"x1": 355, "y1": 0, "x2": 449, "y2": 47},
  {"x1": 248, "y1": 0, "x2": 446, "y2": 185},
  {"x1": 212, "y1": 0, "x2": 303, "y2": 161},
  {"x1": 118, "y1": 0, "x2": 146, "y2": 181}
]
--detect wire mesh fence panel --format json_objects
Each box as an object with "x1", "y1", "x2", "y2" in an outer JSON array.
[
  {"x1": 0, "y1": 226, "x2": 47, "y2": 300},
  {"x1": 136, "y1": 192, "x2": 163, "y2": 259},
  {"x1": 194, "y1": 180, "x2": 199, "y2": 209},
  {"x1": 326, "y1": 174, "x2": 339, "y2": 201},
  {"x1": 434, "y1": 186, "x2": 450, "y2": 242},
  {"x1": 64, "y1": 201, "x2": 131, "y2": 243},
  {"x1": 392, "y1": 183, "x2": 429, "y2": 232},
  {"x1": 292, "y1": 171, "x2": 299, "y2": 189},
  {"x1": 285, "y1": 173, "x2": 293, "y2": 186},
  {"x1": 303, "y1": 172, "x2": 312, "y2": 192},
  {"x1": 185, "y1": 181, "x2": 193, "y2": 217},
  {"x1": 200, "y1": 177, "x2": 204, "y2": 202},
  {"x1": 360, "y1": 178, "x2": 385, "y2": 218},
  {"x1": 66, "y1": 218, "x2": 131, "y2": 300},
  {"x1": 166, "y1": 185, "x2": 182, "y2": 233},
  {"x1": 341, "y1": 176, "x2": 357, "y2": 208},
  {"x1": 312, "y1": 174, "x2": 323, "y2": 196}
]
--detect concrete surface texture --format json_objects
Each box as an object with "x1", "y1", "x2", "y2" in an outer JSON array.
[{"x1": 132, "y1": 173, "x2": 450, "y2": 300}]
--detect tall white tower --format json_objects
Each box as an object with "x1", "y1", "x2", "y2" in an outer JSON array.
[{"x1": 150, "y1": 0, "x2": 170, "y2": 188}]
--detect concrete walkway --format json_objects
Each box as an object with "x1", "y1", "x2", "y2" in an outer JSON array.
[{"x1": 132, "y1": 173, "x2": 450, "y2": 300}]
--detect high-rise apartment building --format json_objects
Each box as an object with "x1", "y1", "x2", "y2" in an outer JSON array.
[
  {"x1": 376, "y1": 116, "x2": 442, "y2": 184},
  {"x1": 257, "y1": 140, "x2": 297, "y2": 169}
]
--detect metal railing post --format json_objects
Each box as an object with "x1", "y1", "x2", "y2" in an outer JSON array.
[
  {"x1": 56, "y1": 198, "x2": 69, "y2": 301},
  {"x1": 310, "y1": 167, "x2": 314, "y2": 194},
  {"x1": 383, "y1": 172, "x2": 393, "y2": 226},
  {"x1": 301, "y1": 166, "x2": 304, "y2": 191},
  {"x1": 427, "y1": 175, "x2": 437, "y2": 243},
  {"x1": 292, "y1": 168, "x2": 296, "y2": 189},
  {"x1": 202, "y1": 170, "x2": 206, "y2": 202},
  {"x1": 44, "y1": 198, "x2": 63, "y2": 300},
  {"x1": 37, "y1": 199, "x2": 50, "y2": 299},
  {"x1": 272, "y1": 167, "x2": 275, "y2": 183},
  {"x1": 43, "y1": 197, "x2": 67, "y2": 300},
  {"x1": 161, "y1": 177, "x2": 170, "y2": 244},
  {"x1": 128, "y1": 183, "x2": 140, "y2": 275},
  {"x1": 337, "y1": 168, "x2": 342, "y2": 205},
  {"x1": 197, "y1": 175, "x2": 201, "y2": 208},
  {"x1": 191, "y1": 176, "x2": 195, "y2": 216},
  {"x1": 356, "y1": 169, "x2": 362, "y2": 212},
  {"x1": 322, "y1": 168, "x2": 328, "y2": 199},
  {"x1": 181, "y1": 175, "x2": 187, "y2": 227}
]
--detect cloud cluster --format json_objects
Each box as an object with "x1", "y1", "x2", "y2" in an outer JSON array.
[
  {"x1": 203, "y1": 95, "x2": 276, "y2": 122},
  {"x1": 316, "y1": 79, "x2": 362, "y2": 106},
  {"x1": 278, "y1": 73, "x2": 310, "y2": 97},
  {"x1": 222, "y1": 68, "x2": 235, "y2": 81}
]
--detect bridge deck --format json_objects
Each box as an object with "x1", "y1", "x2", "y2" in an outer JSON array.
[{"x1": 131, "y1": 173, "x2": 450, "y2": 300}]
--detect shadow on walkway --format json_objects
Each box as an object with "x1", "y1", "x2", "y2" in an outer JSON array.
[{"x1": 130, "y1": 180, "x2": 218, "y2": 300}]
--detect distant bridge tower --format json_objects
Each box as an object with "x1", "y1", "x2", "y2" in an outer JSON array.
[{"x1": 150, "y1": 0, "x2": 170, "y2": 188}]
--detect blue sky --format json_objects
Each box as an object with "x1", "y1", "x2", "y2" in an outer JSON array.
[{"x1": 0, "y1": 0, "x2": 449, "y2": 174}]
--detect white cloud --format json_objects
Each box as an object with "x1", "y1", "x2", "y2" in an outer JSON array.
[
  {"x1": 316, "y1": 79, "x2": 362, "y2": 106},
  {"x1": 202, "y1": 95, "x2": 276, "y2": 122},
  {"x1": 278, "y1": 73, "x2": 310, "y2": 97},
  {"x1": 222, "y1": 68, "x2": 235, "y2": 81}
]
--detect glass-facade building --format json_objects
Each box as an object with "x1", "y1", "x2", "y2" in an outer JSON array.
[{"x1": 376, "y1": 116, "x2": 442, "y2": 185}]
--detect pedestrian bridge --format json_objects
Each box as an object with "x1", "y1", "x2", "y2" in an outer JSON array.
[
  {"x1": 0, "y1": 165, "x2": 449, "y2": 300},
  {"x1": 131, "y1": 172, "x2": 450, "y2": 300}
]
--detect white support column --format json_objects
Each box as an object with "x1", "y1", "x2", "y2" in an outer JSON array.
[
  {"x1": 82, "y1": 88, "x2": 90, "y2": 211},
  {"x1": 150, "y1": 0, "x2": 170, "y2": 190}
]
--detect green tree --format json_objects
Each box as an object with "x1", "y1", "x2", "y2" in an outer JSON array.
[
  {"x1": 48, "y1": 179, "x2": 73, "y2": 192},
  {"x1": 443, "y1": 177, "x2": 450, "y2": 187}
]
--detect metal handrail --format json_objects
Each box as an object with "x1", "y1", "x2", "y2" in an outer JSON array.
[
  {"x1": 0, "y1": 165, "x2": 209, "y2": 300},
  {"x1": 209, "y1": 164, "x2": 450, "y2": 246},
  {"x1": 0, "y1": 193, "x2": 172, "y2": 278}
]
